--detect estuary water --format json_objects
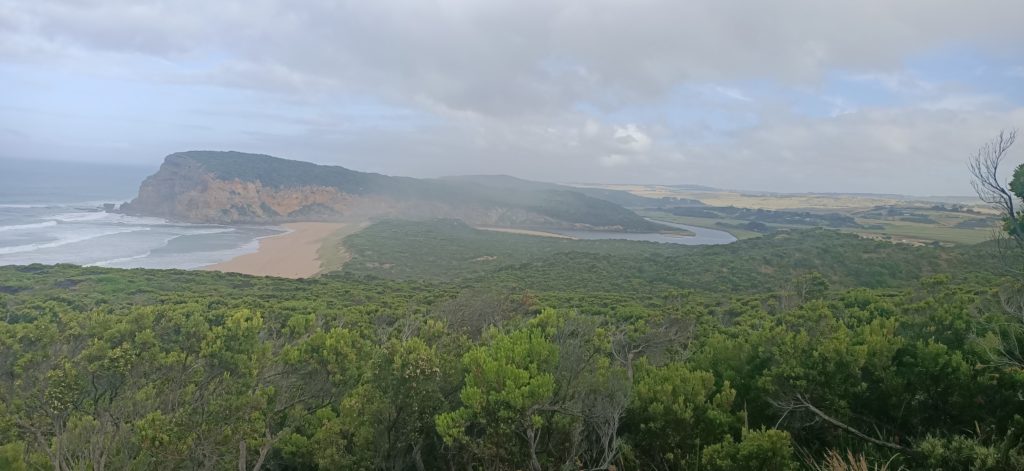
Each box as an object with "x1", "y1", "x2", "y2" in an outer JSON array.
[{"x1": 548, "y1": 218, "x2": 737, "y2": 245}]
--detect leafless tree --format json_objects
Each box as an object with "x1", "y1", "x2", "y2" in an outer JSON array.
[
  {"x1": 969, "y1": 129, "x2": 1020, "y2": 247},
  {"x1": 968, "y1": 130, "x2": 1024, "y2": 373}
]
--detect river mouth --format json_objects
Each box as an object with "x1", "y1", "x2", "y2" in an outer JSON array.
[{"x1": 544, "y1": 218, "x2": 737, "y2": 245}]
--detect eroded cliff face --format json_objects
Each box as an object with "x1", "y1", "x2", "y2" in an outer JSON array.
[
  {"x1": 120, "y1": 154, "x2": 567, "y2": 226},
  {"x1": 121, "y1": 155, "x2": 357, "y2": 223}
]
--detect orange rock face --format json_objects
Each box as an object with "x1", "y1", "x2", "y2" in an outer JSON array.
[
  {"x1": 121, "y1": 156, "x2": 355, "y2": 222},
  {"x1": 120, "y1": 154, "x2": 563, "y2": 226}
]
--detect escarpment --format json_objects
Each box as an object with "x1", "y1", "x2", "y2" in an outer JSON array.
[{"x1": 121, "y1": 150, "x2": 669, "y2": 231}]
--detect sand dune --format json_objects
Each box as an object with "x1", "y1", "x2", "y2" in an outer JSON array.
[{"x1": 204, "y1": 222, "x2": 347, "y2": 278}]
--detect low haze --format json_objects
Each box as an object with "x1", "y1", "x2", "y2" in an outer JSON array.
[
  {"x1": 2, "y1": 0, "x2": 1022, "y2": 194},
  {"x1": 6, "y1": 3, "x2": 1024, "y2": 469}
]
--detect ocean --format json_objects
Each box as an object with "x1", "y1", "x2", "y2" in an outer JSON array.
[{"x1": 0, "y1": 158, "x2": 283, "y2": 269}]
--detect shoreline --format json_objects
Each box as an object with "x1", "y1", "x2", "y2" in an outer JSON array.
[
  {"x1": 475, "y1": 226, "x2": 577, "y2": 239},
  {"x1": 203, "y1": 222, "x2": 348, "y2": 278}
]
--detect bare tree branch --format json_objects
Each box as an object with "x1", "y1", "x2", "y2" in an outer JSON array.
[
  {"x1": 969, "y1": 129, "x2": 1020, "y2": 244},
  {"x1": 772, "y1": 394, "x2": 912, "y2": 453}
]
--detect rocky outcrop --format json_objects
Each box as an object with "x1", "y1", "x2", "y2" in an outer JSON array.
[
  {"x1": 121, "y1": 152, "x2": 553, "y2": 225},
  {"x1": 122, "y1": 154, "x2": 348, "y2": 222}
]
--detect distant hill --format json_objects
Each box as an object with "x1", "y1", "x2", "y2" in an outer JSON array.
[
  {"x1": 121, "y1": 151, "x2": 667, "y2": 231},
  {"x1": 444, "y1": 175, "x2": 706, "y2": 208},
  {"x1": 666, "y1": 183, "x2": 723, "y2": 192}
]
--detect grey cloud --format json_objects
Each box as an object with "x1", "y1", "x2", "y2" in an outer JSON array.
[
  {"x1": 3, "y1": 0, "x2": 1023, "y2": 195},
  {"x1": 6, "y1": 0, "x2": 1023, "y2": 116},
  {"x1": 679, "y1": 107, "x2": 1024, "y2": 194},
  {"x1": 288, "y1": 105, "x2": 1024, "y2": 195}
]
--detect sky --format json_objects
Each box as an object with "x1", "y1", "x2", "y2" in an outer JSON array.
[{"x1": 1, "y1": 0, "x2": 1022, "y2": 195}]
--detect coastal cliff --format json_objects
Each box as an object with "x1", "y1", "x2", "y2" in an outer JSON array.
[
  {"x1": 121, "y1": 153, "x2": 361, "y2": 222},
  {"x1": 121, "y1": 151, "x2": 668, "y2": 230}
]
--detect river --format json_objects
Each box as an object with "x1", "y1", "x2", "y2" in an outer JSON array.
[{"x1": 548, "y1": 218, "x2": 737, "y2": 245}]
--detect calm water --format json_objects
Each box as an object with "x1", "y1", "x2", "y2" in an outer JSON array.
[
  {"x1": 0, "y1": 158, "x2": 733, "y2": 269},
  {"x1": 0, "y1": 158, "x2": 283, "y2": 269},
  {"x1": 549, "y1": 218, "x2": 737, "y2": 245}
]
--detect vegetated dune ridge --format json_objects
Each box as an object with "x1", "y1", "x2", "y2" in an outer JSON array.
[{"x1": 203, "y1": 222, "x2": 347, "y2": 278}]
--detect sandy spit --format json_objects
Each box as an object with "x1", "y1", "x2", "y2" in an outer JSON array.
[
  {"x1": 203, "y1": 222, "x2": 347, "y2": 278},
  {"x1": 475, "y1": 226, "x2": 577, "y2": 239}
]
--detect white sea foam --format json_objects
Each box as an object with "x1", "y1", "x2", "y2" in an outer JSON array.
[
  {"x1": 177, "y1": 227, "x2": 235, "y2": 236},
  {"x1": 0, "y1": 221, "x2": 58, "y2": 232},
  {"x1": 0, "y1": 199, "x2": 129, "y2": 209},
  {"x1": 0, "y1": 227, "x2": 149, "y2": 255},
  {"x1": 50, "y1": 212, "x2": 169, "y2": 225},
  {"x1": 88, "y1": 252, "x2": 153, "y2": 267},
  {"x1": 0, "y1": 198, "x2": 282, "y2": 268},
  {"x1": 50, "y1": 212, "x2": 110, "y2": 222},
  {"x1": 0, "y1": 203, "x2": 51, "y2": 209}
]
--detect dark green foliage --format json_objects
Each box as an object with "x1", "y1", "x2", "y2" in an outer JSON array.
[
  {"x1": 716, "y1": 220, "x2": 774, "y2": 233},
  {"x1": 172, "y1": 151, "x2": 389, "y2": 192},
  {"x1": 342, "y1": 219, "x2": 1000, "y2": 292},
  {"x1": 0, "y1": 224, "x2": 1022, "y2": 470},
  {"x1": 702, "y1": 428, "x2": 799, "y2": 471},
  {"x1": 527, "y1": 190, "x2": 667, "y2": 231},
  {"x1": 900, "y1": 214, "x2": 940, "y2": 224},
  {"x1": 1009, "y1": 164, "x2": 1024, "y2": 238},
  {"x1": 1010, "y1": 164, "x2": 1024, "y2": 202},
  {"x1": 340, "y1": 218, "x2": 673, "y2": 282},
  {"x1": 955, "y1": 217, "x2": 1000, "y2": 229},
  {"x1": 667, "y1": 205, "x2": 863, "y2": 228}
]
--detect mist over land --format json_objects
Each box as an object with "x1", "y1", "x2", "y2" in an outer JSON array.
[
  {"x1": 3, "y1": 1, "x2": 1024, "y2": 470},
  {"x1": 4, "y1": 1, "x2": 1024, "y2": 195}
]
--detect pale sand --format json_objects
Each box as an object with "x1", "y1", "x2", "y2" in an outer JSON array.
[
  {"x1": 315, "y1": 222, "x2": 369, "y2": 272},
  {"x1": 204, "y1": 222, "x2": 347, "y2": 278},
  {"x1": 475, "y1": 226, "x2": 577, "y2": 239}
]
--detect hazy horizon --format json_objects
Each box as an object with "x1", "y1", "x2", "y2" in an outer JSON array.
[
  {"x1": 2, "y1": 1, "x2": 1022, "y2": 196},
  {"x1": 0, "y1": 153, "x2": 982, "y2": 199}
]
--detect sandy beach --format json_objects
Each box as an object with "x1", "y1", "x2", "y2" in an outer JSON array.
[
  {"x1": 204, "y1": 222, "x2": 348, "y2": 278},
  {"x1": 475, "y1": 226, "x2": 577, "y2": 239}
]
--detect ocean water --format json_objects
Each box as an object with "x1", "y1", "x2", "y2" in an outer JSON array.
[{"x1": 0, "y1": 158, "x2": 283, "y2": 269}]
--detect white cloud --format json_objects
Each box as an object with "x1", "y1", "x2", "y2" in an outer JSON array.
[
  {"x1": 680, "y1": 107, "x2": 1024, "y2": 194},
  {"x1": 612, "y1": 124, "x2": 652, "y2": 153}
]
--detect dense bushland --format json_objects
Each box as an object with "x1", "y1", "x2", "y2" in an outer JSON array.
[{"x1": 2, "y1": 226, "x2": 1023, "y2": 470}]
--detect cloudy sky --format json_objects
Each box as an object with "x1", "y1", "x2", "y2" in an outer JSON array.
[{"x1": 1, "y1": 0, "x2": 1022, "y2": 195}]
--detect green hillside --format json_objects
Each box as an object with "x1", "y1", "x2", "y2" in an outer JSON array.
[
  {"x1": 177, "y1": 151, "x2": 394, "y2": 192},
  {"x1": 144, "y1": 151, "x2": 667, "y2": 231}
]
